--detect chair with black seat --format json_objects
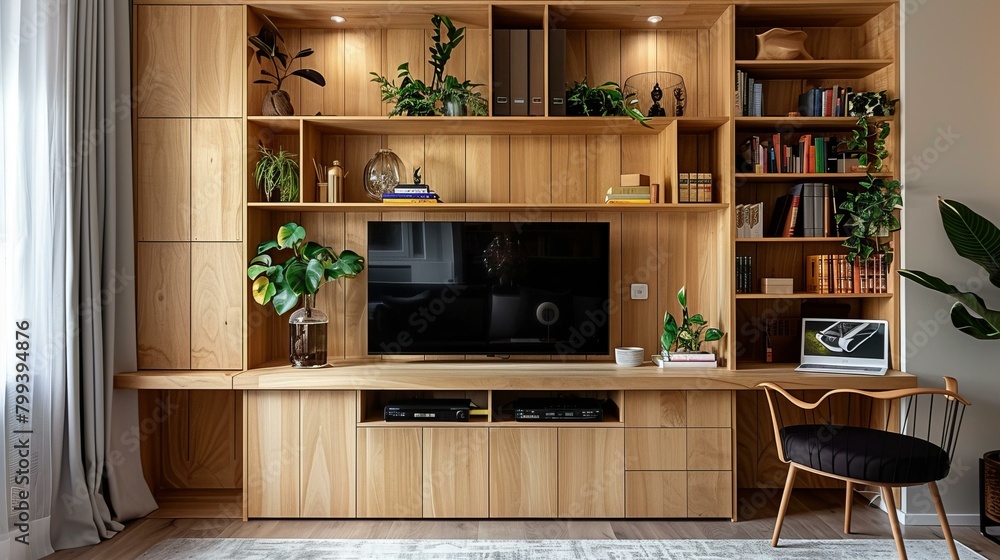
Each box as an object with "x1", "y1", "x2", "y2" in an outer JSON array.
[{"x1": 758, "y1": 377, "x2": 970, "y2": 560}]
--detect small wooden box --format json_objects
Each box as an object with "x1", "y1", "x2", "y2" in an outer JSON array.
[
  {"x1": 620, "y1": 173, "x2": 650, "y2": 186},
  {"x1": 761, "y1": 278, "x2": 793, "y2": 294}
]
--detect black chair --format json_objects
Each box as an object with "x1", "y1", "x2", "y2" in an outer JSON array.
[{"x1": 758, "y1": 377, "x2": 969, "y2": 560}]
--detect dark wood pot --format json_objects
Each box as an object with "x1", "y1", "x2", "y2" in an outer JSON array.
[
  {"x1": 986, "y1": 451, "x2": 1000, "y2": 523},
  {"x1": 262, "y1": 90, "x2": 294, "y2": 116}
]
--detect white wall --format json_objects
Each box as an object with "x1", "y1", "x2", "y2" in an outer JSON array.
[{"x1": 902, "y1": 0, "x2": 1000, "y2": 524}]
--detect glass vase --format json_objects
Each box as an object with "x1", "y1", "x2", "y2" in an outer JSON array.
[
  {"x1": 363, "y1": 148, "x2": 404, "y2": 200},
  {"x1": 289, "y1": 293, "x2": 328, "y2": 368}
]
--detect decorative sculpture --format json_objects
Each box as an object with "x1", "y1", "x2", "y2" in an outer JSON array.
[{"x1": 755, "y1": 28, "x2": 813, "y2": 60}]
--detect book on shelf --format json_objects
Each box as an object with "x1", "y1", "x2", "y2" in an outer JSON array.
[
  {"x1": 738, "y1": 133, "x2": 847, "y2": 174},
  {"x1": 678, "y1": 173, "x2": 714, "y2": 203},
  {"x1": 735, "y1": 255, "x2": 753, "y2": 294},
  {"x1": 382, "y1": 188, "x2": 441, "y2": 204},
  {"x1": 736, "y1": 203, "x2": 764, "y2": 238},
  {"x1": 797, "y1": 86, "x2": 855, "y2": 118},
  {"x1": 605, "y1": 184, "x2": 652, "y2": 204},
  {"x1": 764, "y1": 183, "x2": 840, "y2": 238},
  {"x1": 805, "y1": 254, "x2": 888, "y2": 294}
]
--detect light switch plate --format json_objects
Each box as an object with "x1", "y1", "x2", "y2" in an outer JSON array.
[{"x1": 630, "y1": 283, "x2": 648, "y2": 300}]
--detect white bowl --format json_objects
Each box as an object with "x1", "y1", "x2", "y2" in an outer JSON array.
[{"x1": 615, "y1": 346, "x2": 644, "y2": 367}]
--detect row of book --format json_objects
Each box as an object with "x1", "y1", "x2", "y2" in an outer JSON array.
[
  {"x1": 768, "y1": 183, "x2": 843, "y2": 238},
  {"x1": 735, "y1": 203, "x2": 763, "y2": 238},
  {"x1": 677, "y1": 173, "x2": 714, "y2": 203},
  {"x1": 735, "y1": 256, "x2": 754, "y2": 294},
  {"x1": 735, "y1": 71, "x2": 763, "y2": 116},
  {"x1": 806, "y1": 254, "x2": 889, "y2": 294},
  {"x1": 739, "y1": 134, "x2": 863, "y2": 174},
  {"x1": 797, "y1": 86, "x2": 856, "y2": 117},
  {"x1": 381, "y1": 185, "x2": 441, "y2": 204}
]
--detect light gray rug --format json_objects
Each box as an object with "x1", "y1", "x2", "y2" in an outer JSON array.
[{"x1": 138, "y1": 538, "x2": 986, "y2": 559}]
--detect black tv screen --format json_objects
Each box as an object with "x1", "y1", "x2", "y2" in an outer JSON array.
[{"x1": 367, "y1": 222, "x2": 610, "y2": 356}]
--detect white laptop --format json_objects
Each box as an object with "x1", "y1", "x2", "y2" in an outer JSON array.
[{"x1": 795, "y1": 318, "x2": 889, "y2": 375}]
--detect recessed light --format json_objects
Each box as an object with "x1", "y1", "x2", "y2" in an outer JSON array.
[
  {"x1": 330, "y1": 15, "x2": 346, "y2": 23},
  {"x1": 647, "y1": 15, "x2": 663, "y2": 23}
]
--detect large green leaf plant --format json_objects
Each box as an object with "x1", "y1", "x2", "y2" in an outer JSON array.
[
  {"x1": 899, "y1": 198, "x2": 1000, "y2": 340},
  {"x1": 248, "y1": 222, "x2": 365, "y2": 315},
  {"x1": 660, "y1": 286, "x2": 725, "y2": 357}
]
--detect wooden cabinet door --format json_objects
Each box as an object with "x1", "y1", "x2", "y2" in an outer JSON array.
[
  {"x1": 626, "y1": 471, "x2": 687, "y2": 518},
  {"x1": 191, "y1": 6, "x2": 243, "y2": 117},
  {"x1": 489, "y1": 428, "x2": 557, "y2": 518},
  {"x1": 423, "y1": 428, "x2": 488, "y2": 518},
  {"x1": 137, "y1": 242, "x2": 190, "y2": 369},
  {"x1": 136, "y1": 6, "x2": 191, "y2": 117},
  {"x1": 688, "y1": 471, "x2": 733, "y2": 518},
  {"x1": 191, "y1": 119, "x2": 243, "y2": 242},
  {"x1": 300, "y1": 391, "x2": 357, "y2": 518},
  {"x1": 624, "y1": 391, "x2": 686, "y2": 427},
  {"x1": 246, "y1": 391, "x2": 300, "y2": 518},
  {"x1": 357, "y1": 427, "x2": 422, "y2": 518},
  {"x1": 190, "y1": 243, "x2": 243, "y2": 369},
  {"x1": 558, "y1": 428, "x2": 625, "y2": 517}
]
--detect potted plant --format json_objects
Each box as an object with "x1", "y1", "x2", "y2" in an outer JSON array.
[
  {"x1": 840, "y1": 116, "x2": 892, "y2": 172},
  {"x1": 658, "y1": 286, "x2": 725, "y2": 363},
  {"x1": 898, "y1": 198, "x2": 1000, "y2": 537},
  {"x1": 248, "y1": 222, "x2": 364, "y2": 367},
  {"x1": 370, "y1": 15, "x2": 488, "y2": 117},
  {"x1": 837, "y1": 174, "x2": 903, "y2": 266},
  {"x1": 249, "y1": 14, "x2": 326, "y2": 116},
  {"x1": 566, "y1": 78, "x2": 651, "y2": 127},
  {"x1": 253, "y1": 144, "x2": 300, "y2": 202}
]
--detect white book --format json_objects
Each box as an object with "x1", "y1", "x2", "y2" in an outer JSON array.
[
  {"x1": 750, "y1": 202, "x2": 764, "y2": 238},
  {"x1": 736, "y1": 204, "x2": 745, "y2": 238}
]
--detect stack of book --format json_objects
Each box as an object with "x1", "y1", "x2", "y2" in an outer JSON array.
[
  {"x1": 739, "y1": 133, "x2": 859, "y2": 174},
  {"x1": 806, "y1": 254, "x2": 888, "y2": 294},
  {"x1": 381, "y1": 185, "x2": 441, "y2": 205},
  {"x1": 735, "y1": 71, "x2": 763, "y2": 116},
  {"x1": 605, "y1": 174, "x2": 658, "y2": 204},
  {"x1": 678, "y1": 173, "x2": 713, "y2": 203},
  {"x1": 766, "y1": 183, "x2": 842, "y2": 238},
  {"x1": 736, "y1": 256, "x2": 753, "y2": 294}
]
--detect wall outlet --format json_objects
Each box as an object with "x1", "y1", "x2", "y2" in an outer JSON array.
[{"x1": 630, "y1": 284, "x2": 648, "y2": 300}]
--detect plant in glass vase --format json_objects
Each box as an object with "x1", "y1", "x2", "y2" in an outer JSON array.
[
  {"x1": 659, "y1": 286, "x2": 724, "y2": 361},
  {"x1": 248, "y1": 14, "x2": 326, "y2": 116},
  {"x1": 248, "y1": 222, "x2": 364, "y2": 367}
]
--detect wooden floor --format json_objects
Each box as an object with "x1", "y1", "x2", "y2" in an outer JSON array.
[{"x1": 46, "y1": 490, "x2": 1000, "y2": 559}]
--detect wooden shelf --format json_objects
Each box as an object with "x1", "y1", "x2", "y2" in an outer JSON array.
[
  {"x1": 735, "y1": 173, "x2": 890, "y2": 183},
  {"x1": 248, "y1": 202, "x2": 729, "y2": 213},
  {"x1": 736, "y1": 237, "x2": 847, "y2": 243},
  {"x1": 735, "y1": 3, "x2": 893, "y2": 27},
  {"x1": 248, "y1": 115, "x2": 728, "y2": 135},
  {"x1": 490, "y1": 419, "x2": 625, "y2": 428},
  {"x1": 359, "y1": 416, "x2": 490, "y2": 428},
  {"x1": 735, "y1": 59, "x2": 893, "y2": 79},
  {"x1": 113, "y1": 370, "x2": 240, "y2": 390},
  {"x1": 251, "y1": 3, "x2": 490, "y2": 30},
  {"x1": 735, "y1": 292, "x2": 892, "y2": 300},
  {"x1": 735, "y1": 116, "x2": 891, "y2": 131}
]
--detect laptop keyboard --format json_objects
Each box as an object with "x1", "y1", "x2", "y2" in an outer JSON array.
[{"x1": 799, "y1": 364, "x2": 883, "y2": 373}]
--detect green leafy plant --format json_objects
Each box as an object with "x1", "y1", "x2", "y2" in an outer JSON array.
[
  {"x1": 566, "y1": 79, "x2": 651, "y2": 127},
  {"x1": 840, "y1": 116, "x2": 891, "y2": 172},
  {"x1": 253, "y1": 144, "x2": 300, "y2": 202},
  {"x1": 837, "y1": 174, "x2": 902, "y2": 264},
  {"x1": 660, "y1": 286, "x2": 725, "y2": 356},
  {"x1": 248, "y1": 222, "x2": 365, "y2": 315},
  {"x1": 248, "y1": 14, "x2": 325, "y2": 115},
  {"x1": 900, "y1": 199, "x2": 1000, "y2": 340},
  {"x1": 370, "y1": 15, "x2": 488, "y2": 117}
]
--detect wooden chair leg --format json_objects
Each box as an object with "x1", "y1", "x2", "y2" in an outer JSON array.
[
  {"x1": 928, "y1": 481, "x2": 960, "y2": 560},
  {"x1": 844, "y1": 481, "x2": 854, "y2": 534},
  {"x1": 771, "y1": 464, "x2": 798, "y2": 547},
  {"x1": 881, "y1": 486, "x2": 908, "y2": 560}
]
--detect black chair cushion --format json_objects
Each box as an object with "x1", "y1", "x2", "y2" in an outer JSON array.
[{"x1": 779, "y1": 424, "x2": 951, "y2": 484}]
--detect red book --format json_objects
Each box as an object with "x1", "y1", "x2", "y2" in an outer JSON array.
[
  {"x1": 824, "y1": 89, "x2": 834, "y2": 117},
  {"x1": 772, "y1": 133, "x2": 782, "y2": 173},
  {"x1": 783, "y1": 184, "x2": 803, "y2": 237}
]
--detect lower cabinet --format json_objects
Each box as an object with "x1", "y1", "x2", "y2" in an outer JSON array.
[
  {"x1": 557, "y1": 428, "x2": 625, "y2": 518},
  {"x1": 626, "y1": 471, "x2": 687, "y2": 518},
  {"x1": 246, "y1": 391, "x2": 300, "y2": 518},
  {"x1": 300, "y1": 391, "x2": 357, "y2": 517},
  {"x1": 357, "y1": 427, "x2": 423, "y2": 518},
  {"x1": 423, "y1": 428, "x2": 489, "y2": 518},
  {"x1": 489, "y1": 428, "x2": 558, "y2": 518}
]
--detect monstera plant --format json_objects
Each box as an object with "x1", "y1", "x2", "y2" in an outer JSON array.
[
  {"x1": 660, "y1": 286, "x2": 725, "y2": 357},
  {"x1": 899, "y1": 198, "x2": 1000, "y2": 339}
]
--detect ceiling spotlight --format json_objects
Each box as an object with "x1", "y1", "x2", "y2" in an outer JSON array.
[
  {"x1": 647, "y1": 15, "x2": 663, "y2": 23},
  {"x1": 330, "y1": 15, "x2": 346, "y2": 23}
]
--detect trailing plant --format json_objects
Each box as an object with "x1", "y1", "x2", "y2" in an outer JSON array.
[
  {"x1": 370, "y1": 15, "x2": 488, "y2": 117},
  {"x1": 660, "y1": 286, "x2": 725, "y2": 357},
  {"x1": 248, "y1": 14, "x2": 325, "y2": 115},
  {"x1": 837, "y1": 174, "x2": 902, "y2": 265},
  {"x1": 840, "y1": 116, "x2": 891, "y2": 172},
  {"x1": 254, "y1": 144, "x2": 300, "y2": 202},
  {"x1": 566, "y1": 79, "x2": 651, "y2": 127},
  {"x1": 248, "y1": 222, "x2": 365, "y2": 315},
  {"x1": 900, "y1": 199, "x2": 1000, "y2": 340}
]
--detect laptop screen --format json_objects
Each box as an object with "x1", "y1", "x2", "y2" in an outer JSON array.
[{"x1": 802, "y1": 319, "x2": 888, "y2": 362}]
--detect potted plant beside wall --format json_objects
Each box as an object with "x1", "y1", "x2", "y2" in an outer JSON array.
[
  {"x1": 899, "y1": 199, "x2": 1000, "y2": 542},
  {"x1": 254, "y1": 144, "x2": 299, "y2": 202},
  {"x1": 248, "y1": 14, "x2": 326, "y2": 115}
]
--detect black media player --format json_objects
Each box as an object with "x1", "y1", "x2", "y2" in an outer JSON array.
[
  {"x1": 384, "y1": 398, "x2": 472, "y2": 422},
  {"x1": 512, "y1": 397, "x2": 605, "y2": 422}
]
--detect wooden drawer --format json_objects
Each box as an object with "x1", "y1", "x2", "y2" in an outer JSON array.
[
  {"x1": 625, "y1": 428, "x2": 685, "y2": 471},
  {"x1": 626, "y1": 471, "x2": 687, "y2": 518},
  {"x1": 688, "y1": 471, "x2": 733, "y2": 518},
  {"x1": 687, "y1": 428, "x2": 732, "y2": 471},
  {"x1": 489, "y1": 428, "x2": 558, "y2": 518},
  {"x1": 624, "y1": 391, "x2": 686, "y2": 427},
  {"x1": 423, "y1": 428, "x2": 489, "y2": 518},
  {"x1": 357, "y1": 427, "x2": 422, "y2": 518},
  {"x1": 557, "y1": 428, "x2": 625, "y2": 518},
  {"x1": 686, "y1": 391, "x2": 732, "y2": 427}
]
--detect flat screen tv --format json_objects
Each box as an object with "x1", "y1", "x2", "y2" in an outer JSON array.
[{"x1": 367, "y1": 222, "x2": 610, "y2": 356}]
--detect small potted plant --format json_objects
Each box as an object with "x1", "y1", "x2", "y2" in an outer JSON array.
[
  {"x1": 657, "y1": 286, "x2": 724, "y2": 366},
  {"x1": 566, "y1": 78, "x2": 651, "y2": 127},
  {"x1": 248, "y1": 222, "x2": 364, "y2": 367},
  {"x1": 837, "y1": 174, "x2": 903, "y2": 266},
  {"x1": 249, "y1": 14, "x2": 326, "y2": 115},
  {"x1": 253, "y1": 144, "x2": 299, "y2": 202}
]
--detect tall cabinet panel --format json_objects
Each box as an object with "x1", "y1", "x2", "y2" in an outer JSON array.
[
  {"x1": 191, "y1": 6, "x2": 244, "y2": 118},
  {"x1": 300, "y1": 391, "x2": 357, "y2": 518},
  {"x1": 246, "y1": 391, "x2": 300, "y2": 518},
  {"x1": 136, "y1": 6, "x2": 191, "y2": 118}
]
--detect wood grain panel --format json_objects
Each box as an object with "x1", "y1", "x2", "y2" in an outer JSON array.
[
  {"x1": 585, "y1": 30, "x2": 620, "y2": 86},
  {"x1": 300, "y1": 391, "x2": 356, "y2": 517},
  {"x1": 589, "y1": 212, "x2": 621, "y2": 357},
  {"x1": 300, "y1": 30, "x2": 345, "y2": 116},
  {"x1": 624, "y1": 390, "x2": 686, "y2": 427},
  {"x1": 345, "y1": 213, "x2": 377, "y2": 357},
  {"x1": 425, "y1": 135, "x2": 466, "y2": 203},
  {"x1": 137, "y1": 119, "x2": 190, "y2": 241},
  {"x1": 384, "y1": 29, "x2": 426, "y2": 114},
  {"x1": 386, "y1": 135, "x2": 425, "y2": 184},
  {"x1": 626, "y1": 471, "x2": 687, "y2": 518},
  {"x1": 191, "y1": 119, "x2": 242, "y2": 241},
  {"x1": 687, "y1": 427, "x2": 732, "y2": 471},
  {"x1": 550, "y1": 135, "x2": 587, "y2": 204},
  {"x1": 423, "y1": 428, "x2": 489, "y2": 518},
  {"x1": 344, "y1": 136, "x2": 382, "y2": 203},
  {"x1": 620, "y1": 135, "x2": 659, "y2": 184},
  {"x1": 463, "y1": 135, "x2": 510, "y2": 203},
  {"x1": 159, "y1": 391, "x2": 241, "y2": 490},
  {"x1": 246, "y1": 391, "x2": 300, "y2": 518},
  {"x1": 137, "y1": 6, "x2": 190, "y2": 117},
  {"x1": 621, "y1": 213, "x2": 659, "y2": 356},
  {"x1": 464, "y1": 28, "x2": 491, "y2": 90},
  {"x1": 344, "y1": 30, "x2": 383, "y2": 116},
  {"x1": 509, "y1": 136, "x2": 551, "y2": 204},
  {"x1": 688, "y1": 470, "x2": 732, "y2": 518},
  {"x1": 625, "y1": 428, "x2": 685, "y2": 471},
  {"x1": 656, "y1": 30, "x2": 700, "y2": 117},
  {"x1": 191, "y1": 243, "x2": 243, "y2": 369},
  {"x1": 300, "y1": 213, "x2": 347, "y2": 359},
  {"x1": 137, "y1": 243, "x2": 190, "y2": 369},
  {"x1": 489, "y1": 428, "x2": 558, "y2": 518},
  {"x1": 687, "y1": 391, "x2": 733, "y2": 428},
  {"x1": 586, "y1": 136, "x2": 620, "y2": 203},
  {"x1": 191, "y1": 6, "x2": 242, "y2": 117},
  {"x1": 558, "y1": 428, "x2": 624, "y2": 518},
  {"x1": 564, "y1": 30, "x2": 587, "y2": 84},
  {"x1": 357, "y1": 427, "x2": 422, "y2": 517},
  {"x1": 620, "y1": 31, "x2": 656, "y2": 84}
]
